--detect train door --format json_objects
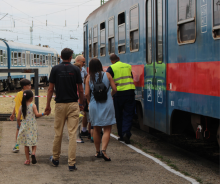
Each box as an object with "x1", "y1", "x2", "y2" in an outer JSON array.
[
  {"x1": 144, "y1": 0, "x2": 167, "y2": 133},
  {"x1": 83, "y1": 23, "x2": 88, "y2": 70}
]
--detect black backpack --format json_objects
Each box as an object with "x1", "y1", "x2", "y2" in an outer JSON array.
[{"x1": 92, "y1": 73, "x2": 110, "y2": 103}]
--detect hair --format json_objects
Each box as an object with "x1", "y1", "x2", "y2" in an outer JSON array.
[
  {"x1": 20, "y1": 79, "x2": 31, "y2": 89},
  {"x1": 22, "y1": 90, "x2": 33, "y2": 119},
  {"x1": 109, "y1": 54, "x2": 120, "y2": 62},
  {"x1": 75, "y1": 55, "x2": 84, "y2": 63},
  {"x1": 61, "y1": 48, "x2": 73, "y2": 60},
  {"x1": 89, "y1": 58, "x2": 103, "y2": 84},
  {"x1": 73, "y1": 62, "x2": 82, "y2": 70}
]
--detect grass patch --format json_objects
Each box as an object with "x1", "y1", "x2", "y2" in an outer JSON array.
[
  {"x1": 113, "y1": 132, "x2": 118, "y2": 136},
  {"x1": 182, "y1": 171, "x2": 191, "y2": 176},
  {"x1": 167, "y1": 163, "x2": 179, "y2": 171},
  {"x1": 196, "y1": 177, "x2": 202, "y2": 183}
]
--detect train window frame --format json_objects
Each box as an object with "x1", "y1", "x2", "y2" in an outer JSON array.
[
  {"x1": 40, "y1": 54, "x2": 43, "y2": 66},
  {"x1": 100, "y1": 21, "x2": 106, "y2": 57},
  {"x1": 130, "y1": 4, "x2": 139, "y2": 52},
  {"x1": 118, "y1": 11, "x2": 126, "y2": 55},
  {"x1": 31, "y1": 53, "x2": 34, "y2": 66},
  {"x1": 108, "y1": 16, "x2": 115, "y2": 55},
  {"x1": 177, "y1": 0, "x2": 197, "y2": 45},
  {"x1": 52, "y1": 56, "x2": 55, "y2": 66},
  {"x1": 22, "y1": 53, "x2": 25, "y2": 66},
  {"x1": 212, "y1": 0, "x2": 220, "y2": 39},
  {"x1": 89, "y1": 28, "x2": 92, "y2": 58},
  {"x1": 18, "y1": 52, "x2": 22, "y2": 66},
  {"x1": 11, "y1": 51, "x2": 14, "y2": 66},
  {"x1": 54, "y1": 56, "x2": 57, "y2": 65},
  {"x1": 147, "y1": 0, "x2": 152, "y2": 64},
  {"x1": 3, "y1": 50, "x2": 7, "y2": 66},
  {"x1": 156, "y1": 0, "x2": 163, "y2": 64},
  {"x1": 93, "y1": 25, "x2": 98, "y2": 57},
  {"x1": 0, "y1": 50, "x2": 3, "y2": 66},
  {"x1": 14, "y1": 52, "x2": 18, "y2": 66}
]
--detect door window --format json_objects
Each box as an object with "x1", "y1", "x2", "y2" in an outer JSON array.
[
  {"x1": 130, "y1": 5, "x2": 139, "y2": 51},
  {"x1": 213, "y1": 0, "x2": 220, "y2": 38},
  {"x1": 108, "y1": 17, "x2": 115, "y2": 54},
  {"x1": 157, "y1": 0, "x2": 163, "y2": 64}
]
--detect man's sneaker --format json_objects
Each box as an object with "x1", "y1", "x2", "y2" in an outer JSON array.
[
  {"x1": 50, "y1": 156, "x2": 59, "y2": 167},
  {"x1": 123, "y1": 134, "x2": 131, "y2": 144},
  {"x1": 69, "y1": 165, "x2": 77, "y2": 171},
  {"x1": 12, "y1": 144, "x2": 19, "y2": 153},
  {"x1": 80, "y1": 130, "x2": 89, "y2": 137}
]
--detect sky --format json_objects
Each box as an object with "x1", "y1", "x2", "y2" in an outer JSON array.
[{"x1": 0, "y1": 0, "x2": 101, "y2": 55}]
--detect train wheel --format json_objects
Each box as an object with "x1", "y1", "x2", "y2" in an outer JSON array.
[{"x1": 217, "y1": 124, "x2": 220, "y2": 147}]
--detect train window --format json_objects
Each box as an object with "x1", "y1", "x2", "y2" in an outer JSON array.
[
  {"x1": 14, "y1": 52, "x2": 18, "y2": 66},
  {"x1": 43, "y1": 55, "x2": 46, "y2": 65},
  {"x1": 118, "y1": 12, "x2": 126, "y2": 54},
  {"x1": 34, "y1": 54, "x2": 37, "y2": 66},
  {"x1": 93, "y1": 25, "x2": 98, "y2": 57},
  {"x1": 147, "y1": 0, "x2": 152, "y2": 64},
  {"x1": 3, "y1": 50, "x2": 7, "y2": 66},
  {"x1": 45, "y1": 56, "x2": 48, "y2": 65},
  {"x1": 18, "y1": 52, "x2": 22, "y2": 66},
  {"x1": 11, "y1": 51, "x2": 14, "y2": 66},
  {"x1": 22, "y1": 53, "x2": 25, "y2": 66},
  {"x1": 54, "y1": 56, "x2": 57, "y2": 65},
  {"x1": 100, "y1": 22, "x2": 106, "y2": 56},
  {"x1": 31, "y1": 53, "x2": 34, "y2": 66},
  {"x1": 52, "y1": 56, "x2": 55, "y2": 66},
  {"x1": 0, "y1": 50, "x2": 3, "y2": 66},
  {"x1": 130, "y1": 5, "x2": 139, "y2": 51},
  {"x1": 40, "y1": 55, "x2": 43, "y2": 65},
  {"x1": 89, "y1": 28, "x2": 92, "y2": 58},
  {"x1": 156, "y1": 0, "x2": 163, "y2": 64},
  {"x1": 213, "y1": 0, "x2": 220, "y2": 39},
  {"x1": 177, "y1": 0, "x2": 196, "y2": 44},
  {"x1": 108, "y1": 17, "x2": 115, "y2": 54},
  {"x1": 37, "y1": 54, "x2": 40, "y2": 65}
]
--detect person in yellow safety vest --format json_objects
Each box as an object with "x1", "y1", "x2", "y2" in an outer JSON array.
[{"x1": 106, "y1": 54, "x2": 136, "y2": 144}]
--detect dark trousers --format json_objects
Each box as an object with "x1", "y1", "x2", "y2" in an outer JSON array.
[{"x1": 113, "y1": 95, "x2": 135, "y2": 138}]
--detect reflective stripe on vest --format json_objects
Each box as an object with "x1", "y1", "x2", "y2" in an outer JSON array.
[{"x1": 110, "y1": 61, "x2": 136, "y2": 91}]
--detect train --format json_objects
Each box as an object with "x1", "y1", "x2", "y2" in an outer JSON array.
[
  {"x1": 83, "y1": 0, "x2": 220, "y2": 146},
  {"x1": 0, "y1": 40, "x2": 58, "y2": 91}
]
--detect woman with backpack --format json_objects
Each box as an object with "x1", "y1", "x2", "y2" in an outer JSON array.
[{"x1": 85, "y1": 58, "x2": 117, "y2": 161}]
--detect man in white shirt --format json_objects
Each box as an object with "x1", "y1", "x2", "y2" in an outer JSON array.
[{"x1": 75, "y1": 55, "x2": 89, "y2": 137}]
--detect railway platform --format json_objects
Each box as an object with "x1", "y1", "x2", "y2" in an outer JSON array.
[{"x1": 0, "y1": 119, "x2": 215, "y2": 184}]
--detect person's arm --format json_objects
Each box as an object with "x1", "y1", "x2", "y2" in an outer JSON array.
[
  {"x1": 85, "y1": 75, "x2": 90, "y2": 103},
  {"x1": 10, "y1": 107, "x2": 15, "y2": 121},
  {"x1": 17, "y1": 106, "x2": 22, "y2": 126},
  {"x1": 45, "y1": 83, "x2": 54, "y2": 115},
  {"x1": 78, "y1": 83, "x2": 84, "y2": 111},
  {"x1": 106, "y1": 72, "x2": 117, "y2": 96},
  {"x1": 33, "y1": 104, "x2": 49, "y2": 117}
]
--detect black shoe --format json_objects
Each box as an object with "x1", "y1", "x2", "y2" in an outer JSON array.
[
  {"x1": 69, "y1": 165, "x2": 77, "y2": 171},
  {"x1": 95, "y1": 151, "x2": 102, "y2": 158},
  {"x1": 123, "y1": 134, "x2": 131, "y2": 144},
  {"x1": 101, "y1": 150, "x2": 111, "y2": 161},
  {"x1": 118, "y1": 137, "x2": 124, "y2": 141},
  {"x1": 88, "y1": 133, "x2": 91, "y2": 139},
  {"x1": 80, "y1": 130, "x2": 89, "y2": 137},
  {"x1": 31, "y1": 154, "x2": 37, "y2": 164},
  {"x1": 50, "y1": 156, "x2": 59, "y2": 167}
]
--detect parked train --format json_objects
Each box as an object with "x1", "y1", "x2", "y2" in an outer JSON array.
[
  {"x1": 83, "y1": 0, "x2": 220, "y2": 146},
  {"x1": 0, "y1": 40, "x2": 58, "y2": 91}
]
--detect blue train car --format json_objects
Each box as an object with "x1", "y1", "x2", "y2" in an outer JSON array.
[
  {"x1": 84, "y1": 0, "x2": 220, "y2": 146},
  {"x1": 0, "y1": 40, "x2": 58, "y2": 90}
]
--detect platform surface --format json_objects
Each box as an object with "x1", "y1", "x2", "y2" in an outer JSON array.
[{"x1": 0, "y1": 120, "x2": 190, "y2": 184}]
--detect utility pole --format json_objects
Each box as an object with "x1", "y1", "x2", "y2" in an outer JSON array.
[{"x1": 30, "y1": 27, "x2": 33, "y2": 45}]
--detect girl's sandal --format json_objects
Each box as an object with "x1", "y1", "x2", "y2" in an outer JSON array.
[
  {"x1": 95, "y1": 151, "x2": 102, "y2": 158},
  {"x1": 24, "y1": 160, "x2": 30, "y2": 165},
  {"x1": 31, "y1": 154, "x2": 37, "y2": 164}
]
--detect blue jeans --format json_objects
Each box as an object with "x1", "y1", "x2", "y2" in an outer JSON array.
[{"x1": 113, "y1": 95, "x2": 135, "y2": 138}]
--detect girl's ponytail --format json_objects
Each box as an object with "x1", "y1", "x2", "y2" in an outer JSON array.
[{"x1": 21, "y1": 90, "x2": 33, "y2": 119}]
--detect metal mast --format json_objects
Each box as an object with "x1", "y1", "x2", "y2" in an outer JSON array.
[{"x1": 30, "y1": 27, "x2": 33, "y2": 45}]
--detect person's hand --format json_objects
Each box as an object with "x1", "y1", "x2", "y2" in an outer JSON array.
[
  {"x1": 44, "y1": 110, "x2": 49, "y2": 116},
  {"x1": 79, "y1": 105, "x2": 84, "y2": 111},
  {"x1": 10, "y1": 114, "x2": 15, "y2": 121},
  {"x1": 45, "y1": 106, "x2": 51, "y2": 116}
]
